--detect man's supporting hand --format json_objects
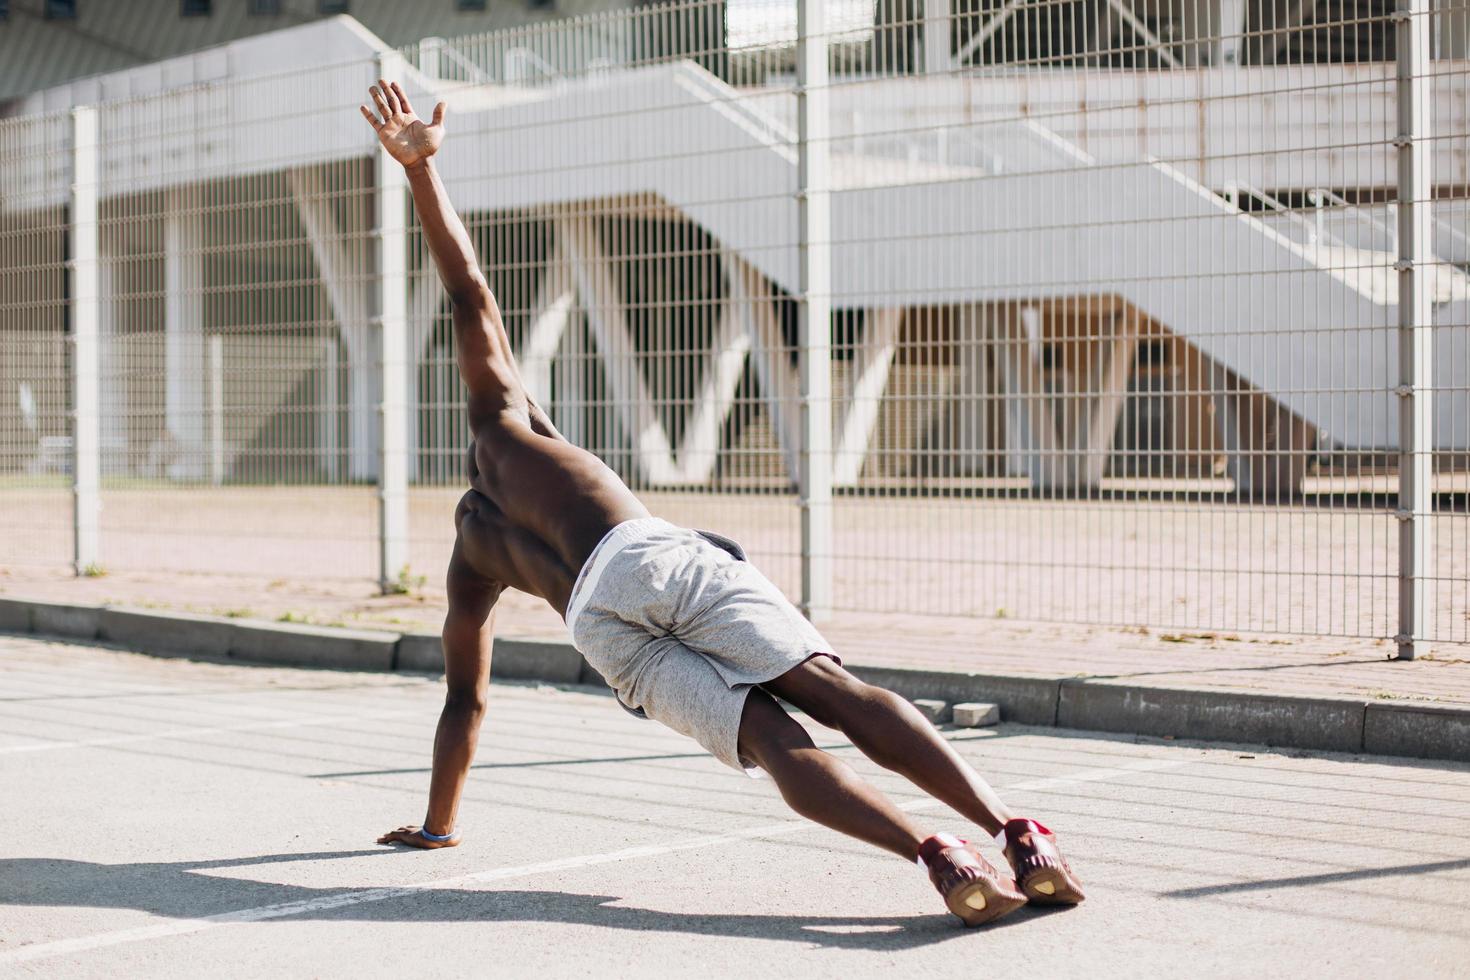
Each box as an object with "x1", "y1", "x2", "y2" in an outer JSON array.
[
  {"x1": 360, "y1": 79, "x2": 446, "y2": 171},
  {"x1": 377, "y1": 824, "x2": 461, "y2": 849}
]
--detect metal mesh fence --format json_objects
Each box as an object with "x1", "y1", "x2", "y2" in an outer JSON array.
[{"x1": 0, "y1": 0, "x2": 1465, "y2": 652}]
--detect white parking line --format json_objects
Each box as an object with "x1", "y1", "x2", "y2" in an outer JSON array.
[
  {"x1": 0, "y1": 755, "x2": 1193, "y2": 965},
  {"x1": 0, "y1": 708, "x2": 420, "y2": 755}
]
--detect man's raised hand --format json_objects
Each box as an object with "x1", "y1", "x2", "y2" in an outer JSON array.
[{"x1": 360, "y1": 80, "x2": 446, "y2": 170}]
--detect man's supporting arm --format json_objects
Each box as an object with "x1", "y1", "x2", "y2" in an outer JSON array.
[{"x1": 377, "y1": 543, "x2": 499, "y2": 848}]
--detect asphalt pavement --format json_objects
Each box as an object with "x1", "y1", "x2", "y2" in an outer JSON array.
[{"x1": 3, "y1": 635, "x2": 1468, "y2": 978}]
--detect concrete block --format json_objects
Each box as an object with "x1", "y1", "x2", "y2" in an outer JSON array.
[
  {"x1": 578, "y1": 658, "x2": 612, "y2": 691},
  {"x1": 1364, "y1": 701, "x2": 1470, "y2": 763},
  {"x1": 30, "y1": 600, "x2": 101, "y2": 641},
  {"x1": 0, "y1": 597, "x2": 32, "y2": 632},
  {"x1": 397, "y1": 634, "x2": 586, "y2": 685},
  {"x1": 490, "y1": 637, "x2": 587, "y2": 685},
  {"x1": 1058, "y1": 681, "x2": 1365, "y2": 753},
  {"x1": 98, "y1": 607, "x2": 235, "y2": 659},
  {"x1": 395, "y1": 632, "x2": 443, "y2": 673},
  {"x1": 953, "y1": 702, "x2": 1001, "y2": 728},
  {"x1": 228, "y1": 620, "x2": 396, "y2": 672},
  {"x1": 912, "y1": 699, "x2": 949, "y2": 723},
  {"x1": 849, "y1": 665, "x2": 1060, "y2": 726}
]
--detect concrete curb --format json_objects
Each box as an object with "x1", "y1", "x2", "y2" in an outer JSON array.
[
  {"x1": 1056, "y1": 681, "x2": 1366, "y2": 754},
  {"x1": 28, "y1": 600, "x2": 102, "y2": 641},
  {"x1": 1364, "y1": 700, "x2": 1470, "y2": 760},
  {"x1": 228, "y1": 620, "x2": 398, "y2": 672},
  {"x1": 99, "y1": 607, "x2": 235, "y2": 659},
  {"x1": 3, "y1": 596, "x2": 1468, "y2": 765},
  {"x1": 396, "y1": 632, "x2": 586, "y2": 685}
]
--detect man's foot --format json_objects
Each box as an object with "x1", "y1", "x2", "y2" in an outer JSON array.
[
  {"x1": 919, "y1": 833, "x2": 1028, "y2": 927},
  {"x1": 1000, "y1": 818, "x2": 1086, "y2": 905}
]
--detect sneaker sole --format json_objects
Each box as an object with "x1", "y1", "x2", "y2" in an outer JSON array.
[
  {"x1": 1019, "y1": 869, "x2": 1085, "y2": 905},
  {"x1": 946, "y1": 878, "x2": 1029, "y2": 927}
]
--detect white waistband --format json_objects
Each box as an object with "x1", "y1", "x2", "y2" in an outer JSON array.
[{"x1": 563, "y1": 517, "x2": 675, "y2": 637}]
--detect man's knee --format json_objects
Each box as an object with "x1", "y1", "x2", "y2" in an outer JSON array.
[{"x1": 737, "y1": 691, "x2": 814, "y2": 770}]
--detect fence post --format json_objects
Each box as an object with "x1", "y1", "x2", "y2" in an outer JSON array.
[
  {"x1": 377, "y1": 54, "x2": 410, "y2": 593},
  {"x1": 797, "y1": 0, "x2": 833, "y2": 622},
  {"x1": 70, "y1": 106, "x2": 100, "y2": 576},
  {"x1": 1395, "y1": 0, "x2": 1435, "y2": 660}
]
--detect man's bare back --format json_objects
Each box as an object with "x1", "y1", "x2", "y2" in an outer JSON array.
[{"x1": 455, "y1": 416, "x2": 648, "y2": 619}]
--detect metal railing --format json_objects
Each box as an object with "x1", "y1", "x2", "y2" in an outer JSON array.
[{"x1": 0, "y1": 0, "x2": 1466, "y2": 655}]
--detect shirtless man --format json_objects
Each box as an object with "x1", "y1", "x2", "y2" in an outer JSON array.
[{"x1": 361, "y1": 80, "x2": 1083, "y2": 927}]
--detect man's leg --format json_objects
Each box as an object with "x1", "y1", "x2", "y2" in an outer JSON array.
[
  {"x1": 763, "y1": 657, "x2": 1012, "y2": 835},
  {"x1": 736, "y1": 689, "x2": 925, "y2": 860},
  {"x1": 737, "y1": 688, "x2": 1029, "y2": 925},
  {"x1": 762, "y1": 656, "x2": 1085, "y2": 905}
]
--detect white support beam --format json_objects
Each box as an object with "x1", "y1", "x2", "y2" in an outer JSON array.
[
  {"x1": 1217, "y1": 0, "x2": 1246, "y2": 65},
  {"x1": 561, "y1": 216, "x2": 681, "y2": 486},
  {"x1": 287, "y1": 166, "x2": 378, "y2": 482},
  {"x1": 70, "y1": 106, "x2": 100, "y2": 575},
  {"x1": 551, "y1": 231, "x2": 747, "y2": 486},
  {"x1": 679, "y1": 300, "x2": 752, "y2": 484},
  {"x1": 520, "y1": 243, "x2": 574, "y2": 405},
  {"x1": 924, "y1": 0, "x2": 954, "y2": 74},
  {"x1": 404, "y1": 266, "x2": 439, "y2": 483},
  {"x1": 163, "y1": 192, "x2": 207, "y2": 481},
  {"x1": 554, "y1": 311, "x2": 588, "y2": 449},
  {"x1": 955, "y1": 0, "x2": 1025, "y2": 65},
  {"x1": 1208, "y1": 361, "x2": 1253, "y2": 493},
  {"x1": 97, "y1": 233, "x2": 125, "y2": 476},
  {"x1": 727, "y1": 253, "x2": 801, "y2": 483},
  {"x1": 833, "y1": 308, "x2": 901, "y2": 486},
  {"x1": 997, "y1": 306, "x2": 1062, "y2": 490},
  {"x1": 209, "y1": 335, "x2": 225, "y2": 485},
  {"x1": 946, "y1": 306, "x2": 994, "y2": 476},
  {"x1": 1073, "y1": 312, "x2": 1138, "y2": 488},
  {"x1": 377, "y1": 50, "x2": 411, "y2": 592},
  {"x1": 419, "y1": 36, "x2": 444, "y2": 80},
  {"x1": 1104, "y1": 0, "x2": 1183, "y2": 68},
  {"x1": 320, "y1": 337, "x2": 341, "y2": 483}
]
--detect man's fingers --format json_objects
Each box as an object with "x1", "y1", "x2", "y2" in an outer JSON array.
[
  {"x1": 391, "y1": 82, "x2": 413, "y2": 115},
  {"x1": 369, "y1": 86, "x2": 390, "y2": 121},
  {"x1": 359, "y1": 105, "x2": 383, "y2": 130},
  {"x1": 431, "y1": 102, "x2": 446, "y2": 127},
  {"x1": 378, "y1": 78, "x2": 399, "y2": 114}
]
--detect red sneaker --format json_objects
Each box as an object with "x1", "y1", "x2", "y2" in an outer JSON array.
[
  {"x1": 919, "y1": 833, "x2": 1028, "y2": 927},
  {"x1": 1000, "y1": 818, "x2": 1086, "y2": 905}
]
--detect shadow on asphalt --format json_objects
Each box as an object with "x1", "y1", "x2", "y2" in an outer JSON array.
[
  {"x1": 3, "y1": 851, "x2": 1066, "y2": 949},
  {"x1": 1163, "y1": 857, "x2": 1470, "y2": 898}
]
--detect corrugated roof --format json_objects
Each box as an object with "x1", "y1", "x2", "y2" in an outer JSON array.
[{"x1": 0, "y1": 0, "x2": 633, "y2": 101}]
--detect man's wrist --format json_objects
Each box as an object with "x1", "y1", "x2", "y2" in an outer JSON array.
[
  {"x1": 421, "y1": 817, "x2": 455, "y2": 837},
  {"x1": 419, "y1": 825, "x2": 457, "y2": 842},
  {"x1": 404, "y1": 158, "x2": 434, "y2": 178}
]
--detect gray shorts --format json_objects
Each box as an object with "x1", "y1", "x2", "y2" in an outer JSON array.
[{"x1": 565, "y1": 518, "x2": 837, "y2": 772}]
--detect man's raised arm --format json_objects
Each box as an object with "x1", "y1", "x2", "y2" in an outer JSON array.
[{"x1": 360, "y1": 81, "x2": 516, "y2": 403}]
